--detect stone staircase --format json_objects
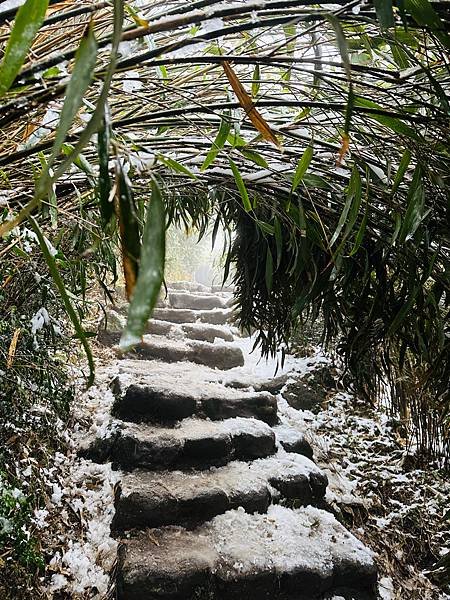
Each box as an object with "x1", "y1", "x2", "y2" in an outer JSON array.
[{"x1": 84, "y1": 282, "x2": 377, "y2": 600}]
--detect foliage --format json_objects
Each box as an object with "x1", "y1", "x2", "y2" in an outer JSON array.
[
  {"x1": 0, "y1": 1, "x2": 448, "y2": 460},
  {"x1": 0, "y1": 247, "x2": 76, "y2": 597}
]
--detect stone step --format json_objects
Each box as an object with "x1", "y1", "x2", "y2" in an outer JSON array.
[
  {"x1": 112, "y1": 451, "x2": 327, "y2": 532},
  {"x1": 168, "y1": 281, "x2": 210, "y2": 292},
  {"x1": 151, "y1": 306, "x2": 234, "y2": 326},
  {"x1": 169, "y1": 291, "x2": 227, "y2": 311},
  {"x1": 80, "y1": 417, "x2": 276, "y2": 471},
  {"x1": 111, "y1": 372, "x2": 277, "y2": 425},
  {"x1": 99, "y1": 308, "x2": 235, "y2": 346},
  {"x1": 115, "y1": 358, "x2": 286, "y2": 395},
  {"x1": 116, "y1": 505, "x2": 377, "y2": 600},
  {"x1": 125, "y1": 335, "x2": 244, "y2": 370},
  {"x1": 180, "y1": 322, "x2": 233, "y2": 343},
  {"x1": 152, "y1": 307, "x2": 197, "y2": 323}
]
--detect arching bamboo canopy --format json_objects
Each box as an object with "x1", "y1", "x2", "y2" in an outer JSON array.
[{"x1": 0, "y1": 0, "x2": 449, "y2": 456}]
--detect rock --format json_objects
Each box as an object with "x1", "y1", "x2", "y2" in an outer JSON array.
[
  {"x1": 283, "y1": 380, "x2": 326, "y2": 414},
  {"x1": 116, "y1": 528, "x2": 217, "y2": 600},
  {"x1": 112, "y1": 382, "x2": 197, "y2": 423},
  {"x1": 146, "y1": 319, "x2": 176, "y2": 337},
  {"x1": 168, "y1": 281, "x2": 210, "y2": 292},
  {"x1": 152, "y1": 308, "x2": 198, "y2": 324},
  {"x1": 81, "y1": 417, "x2": 276, "y2": 471},
  {"x1": 273, "y1": 424, "x2": 314, "y2": 459},
  {"x1": 124, "y1": 335, "x2": 244, "y2": 370},
  {"x1": 116, "y1": 505, "x2": 377, "y2": 600},
  {"x1": 197, "y1": 308, "x2": 233, "y2": 325},
  {"x1": 169, "y1": 292, "x2": 227, "y2": 310},
  {"x1": 181, "y1": 323, "x2": 233, "y2": 343},
  {"x1": 112, "y1": 452, "x2": 326, "y2": 532},
  {"x1": 111, "y1": 372, "x2": 277, "y2": 425}
]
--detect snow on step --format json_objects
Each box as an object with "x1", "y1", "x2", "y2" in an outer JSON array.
[
  {"x1": 273, "y1": 423, "x2": 314, "y2": 459},
  {"x1": 169, "y1": 291, "x2": 227, "y2": 310},
  {"x1": 80, "y1": 417, "x2": 276, "y2": 471},
  {"x1": 112, "y1": 451, "x2": 327, "y2": 532},
  {"x1": 99, "y1": 308, "x2": 234, "y2": 345},
  {"x1": 111, "y1": 370, "x2": 277, "y2": 425},
  {"x1": 180, "y1": 322, "x2": 233, "y2": 343},
  {"x1": 168, "y1": 281, "x2": 210, "y2": 292},
  {"x1": 116, "y1": 505, "x2": 376, "y2": 600},
  {"x1": 147, "y1": 321, "x2": 235, "y2": 343},
  {"x1": 123, "y1": 334, "x2": 244, "y2": 370}
]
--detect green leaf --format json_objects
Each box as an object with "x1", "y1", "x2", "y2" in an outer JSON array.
[
  {"x1": 116, "y1": 161, "x2": 141, "y2": 299},
  {"x1": 28, "y1": 216, "x2": 95, "y2": 386},
  {"x1": 159, "y1": 155, "x2": 197, "y2": 179},
  {"x1": 398, "y1": 165, "x2": 426, "y2": 243},
  {"x1": 349, "y1": 200, "x2": 368, "y2": 256},
  {"x1": 239, "y1": 149, "x2": 268, "y2": 168},
  {"x1": 257, "y1": 220, "x2": 275, "y2": 235},
  {"x1": 252, "y1": 64, "x2": 260, "y2": 97},
  {"x1": 265, "y1": 245, "x2": 273, "y2": 293},
  {"x1": 274, "y1": 216, "x2": 283, "y2": 268},
  {"x1": 50, "y1": 23, "x2": 98, "y2": 162},
  {"x1": 229, "y1": 158, "x2": 252, "y2": 212},
  {"x1": 120, "y1": 179, "x2": 166, "y2": 351},
  {"x1": 97, "y1": 117, "x2": 113, "y2": 225},
  {"x1": 302, "y1": 173, "x2": 331, "y2": 190},
  {"x1": 201, "y1": 113, "x2": 231, "y2": 171},
  {"x1": 292, "y1": 146, "x2": 313, "y2": 192},
  {"x1": 392, "y1": 148, "x2": 411, "y2": 194},
  {"x1": 405, "y1": 0, "x2": 450, "y2": 49},
  {"x1": 374, "y1": 0, "x2": 395, "y2": 28},
  {"x1": 62, "y1": 143, "x2": 94, "y2": 176},
  {"x1": 330, "y1": 166, "x2": 362, "y2": 247},
  {"x1": 0, "y1": 0, "x2": 49, "y2": 97},
  {"x1": 354, "y1": 96, "x2": 421, "y2": 141}
]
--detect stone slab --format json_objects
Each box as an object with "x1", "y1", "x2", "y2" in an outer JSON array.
[
  {"x1": 112, "y1": 451, "x2": 327, "y2": 531},
  {"x1": 116, "y1": 505, "x2": 377, "y2": 600}
]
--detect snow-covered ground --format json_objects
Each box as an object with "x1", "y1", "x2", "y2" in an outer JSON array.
[{"x1": 40, "y1": 335, "x2": 449, "y2": 599}]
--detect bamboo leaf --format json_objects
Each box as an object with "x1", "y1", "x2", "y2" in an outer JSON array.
[
  {"x1": 405, "y1": 0, "x2": 450, "y2": 48},
  {"x1": 398, "y1": 165, "x2": 426, "y2": 243},
  {"x1": 120, "y1": 179, "x2": 166, "y2": 351},
  {"x1": 28, "y1": 216, "x2": 95, "y2": 386},
  {"x1": 257, "y1": 220, "x2": 275, "y2": 235},
  {"x1": 349, "y1": 200, "x2": 368, "y2": 256},
  {"x1": 274, "y1": 216, "x2": 283, "y2": 268},
  {"x1": 222, "y1": 61, "x2": 279, "y2": 147},
  {"x1": 265, "y1": 245, "x2": 273, "y2": 292},
  {"x1": 392, "y1": 148, "x2": 411, "y2": 194},
  {"x1": 159, "y1": 155, "x2": 197, "y2": 179},
  {"x1": 252, "y1": 64, "x2": 260, "y2": 97},
  {"x1": 329, "y1": 167, "x2": 361, "y2": 247},
  {"x1": 239, "y1": 149, "x2": 268, "y2": 168},
  {"x1": 201, "y1": 113, "x2": 231, "y2": 171},
  {"x1": 229, "y1": 158, "x2": 252, "y2": 212},
  {"x1": 354, "y1": 96, "x2": 421, "y2": 140},
  {"x1": 116, "y1": 161, "x2": 141, "y2": 300},
  {"x1": 0, "y1": 0, "x2": 49, "y2": 97},
  {"x1": 292, "y1": 146, "x2": 313, "y2": 192},
  {"x1": 374, "y1": 0, "x2": 395, "y2": 28},
  {"x1": 50, "y1": 23, "x2": 98, "y2": 162},
  {"x1": 97, "y1": 116, "x2": 113, "y2": 225}
]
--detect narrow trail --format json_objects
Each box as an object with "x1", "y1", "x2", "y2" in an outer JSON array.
[{"x1": 81, "y1": 282, "x2": 378, "y2": 600}]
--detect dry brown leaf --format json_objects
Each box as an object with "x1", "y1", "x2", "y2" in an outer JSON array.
[
  {"x1": 222, "y1": 61, "x2": 280, "y2": 148},
  {"x1": 337, "y1": 133, "x2": 350, "y2": 166},
  {"x1": 7, "y1": 328, "x2": 21, "y2": 369}
]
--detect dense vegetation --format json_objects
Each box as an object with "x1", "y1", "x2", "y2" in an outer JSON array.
[{"x1": 0, "y1": 0, "x2": 449, "y2": 593}]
